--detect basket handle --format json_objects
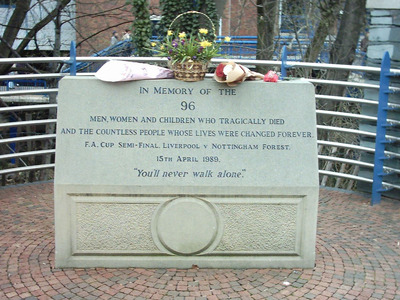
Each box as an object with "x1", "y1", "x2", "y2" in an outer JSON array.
[{"x1": 168, "y1": 10, "x2": 216, "y2": 37}]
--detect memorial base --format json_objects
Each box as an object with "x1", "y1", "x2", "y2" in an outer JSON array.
[{"x1": 55, "y1": 78, "x2": 318, "y2": 268}]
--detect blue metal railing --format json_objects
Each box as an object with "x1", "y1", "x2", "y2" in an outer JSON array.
[
  {"x1": 2, "y1": 79, "x2": 47, "y2": 91},
  {"x1": 64, "y1": 41, "x2": 77, "y2": 76},
  {"x1": 280, "y1": 46, "x2": 291, "y2": 79},
  {"x1": 371, "y1": 51, "x2": 400, "y2": 205},
  {"x1": 63, "y1": 40, "x2": 133, "y2": 73},
  {"x1": 1, "y1": 47, "x2": 399, "y2": 202}
]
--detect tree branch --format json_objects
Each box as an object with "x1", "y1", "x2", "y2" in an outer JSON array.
[{"x1": 15, "y1": 0, "x2": 72, "y2": 54}]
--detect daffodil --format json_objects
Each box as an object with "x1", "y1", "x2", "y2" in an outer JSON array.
[
  {"x1": 178, "y1": 32, "x2": 186, "y2": 38},
  {"x1": 151, "y1": 42, "x2": 157, "y2": 47},
  {"x1": 224, "y1": 36, "x2": 231, "y2": 42},
  {"x1": 167, "y1": 30, "x2": 173, "y2": 36},
  {"x1": 200, "y1": 40, "x2": 212, "y2": 48},
  {"x1": 199, "y1": 28, "x2": 208, "y2": 35}
]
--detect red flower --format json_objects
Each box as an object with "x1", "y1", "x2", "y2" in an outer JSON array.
[
  {"x1": 263, "y1": 70, "x2": 279, "y2": 82},
  {"x1": 215, "y1": 63, "x2": 226, "y2": 78}
]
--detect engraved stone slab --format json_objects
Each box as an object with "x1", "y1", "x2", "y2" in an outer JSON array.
[{"x1": 55, "y1": 77, "x2": 318, "y2": 268}]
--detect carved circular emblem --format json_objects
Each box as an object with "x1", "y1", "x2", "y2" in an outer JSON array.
[{"x1": 152, "y1": 197, "x2": 221, "y2": 255}]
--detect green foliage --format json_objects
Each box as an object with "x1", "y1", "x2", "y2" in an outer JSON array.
[
  {"x1": 159, "y1": 0, "x2": 192, "y2": 36},
  {"x1": 199, "y1": 0, "x2": 219, "y2": 36},
  {"x1": 129, "y1": 0, "x2": 152, "y2": 56},
  {"x1": 159, "y1": 0, "x2": 219, "y2": 38}
]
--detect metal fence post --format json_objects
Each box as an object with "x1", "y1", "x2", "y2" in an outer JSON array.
[
  {"x1": 280, "y1": 46, "x2": 290, "y2": 79},
  {"x1": 371, "y1": 51, "x2": 392, "y2": 205},
  {"x1": 65, "y1": 41, "x2": 77, "y2": 76}
]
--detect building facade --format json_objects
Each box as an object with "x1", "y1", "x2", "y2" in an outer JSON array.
[
  {"x1": 75, "y1": 0, "x2": 257, "y2": 55},
  {"x1": 0, "y1": 0, "x2": 258, "y2": 56}
]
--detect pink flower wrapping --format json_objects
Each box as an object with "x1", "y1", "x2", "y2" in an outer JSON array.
[{"x1": 95, "y1": 61, "x2": 174, "y2": 82}]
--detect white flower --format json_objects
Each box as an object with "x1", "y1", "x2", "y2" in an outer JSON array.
[{"x1": 223, "y1": 64, "x2": 233, "y2": 75}]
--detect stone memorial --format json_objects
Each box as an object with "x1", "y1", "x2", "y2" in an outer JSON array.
[{"x1": 55, "y1": 77, "x2": 319, "y2": 268}]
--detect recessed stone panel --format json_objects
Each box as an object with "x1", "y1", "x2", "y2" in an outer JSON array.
[{"x1": 214, "y1": 200, "x2": 300, "y2": 254}]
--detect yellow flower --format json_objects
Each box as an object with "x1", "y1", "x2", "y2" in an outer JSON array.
[
  {"x1": 151, "y1": 42, "x2": 157, "y2": 47},
  {"x1": 167, "y1": 30, "x2": 173, "y2": 36},
  {"x1": 199, "y1": 28, "x2": 208, "y2": 35},
  {"x1": 160, "y1": 45, "x2": 164, "y2": 50},
  {"x1": 224, "y1": 36, "x2": 231, "y2": 42},
  {"x1": 178, "y1": 32, "x2": 186, "y2": 38},
  {"x1": 200, "y1": 40, "x2": 212, "y2": 48}
]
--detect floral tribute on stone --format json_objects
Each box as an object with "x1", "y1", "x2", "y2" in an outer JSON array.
[
  {"x1": 95, "y1": 61, "x2": 173, "y2": 82},
  {"x1": 263, "y1": 70, "x2": 279, "y2": 82},
  {"x1": 214, "y1": 61, "x2": 278, "y2": 86},
  {"x1": 151, "y1": 10, "x2": 231, "y2": 82},
  {"x1": 152, "y1": 28, "x2": 230, "y2": 66}
]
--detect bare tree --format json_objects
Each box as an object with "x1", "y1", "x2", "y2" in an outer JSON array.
[
  {"x1": 15, "y1": 0, "x2": 72, "y2": 55},
  {"x1": 304, "y1": 0, "x2": 345, "y2": 63},
  {"x1": 0, "y1": 1, "x2": 31, "y2": 61},
  {"x1": 316, "y1": 0, "x2": 367, "y2": 189},
  {"x1": 318, "y1": 0, "x2": 367, "y2": 128},
  {"x1": 329, "y1": 0, "x2": 366, "y2": 68},
  {"x1": 0, "y1": 0, "x2": 136, "y2": 70},
  {"x1": 0, "y1": 0, "x2": 73, "y2": 75},
  {"x1": 256, "y1": 0, "x2": 279, "y2": 73}
]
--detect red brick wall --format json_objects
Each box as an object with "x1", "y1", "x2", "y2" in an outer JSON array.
[
  {"x1": 75, "y1": 0, "x2": 256, "y2": 55},
  {"x1": 75, "y1": 0, "x2": 134, "y2": 55},
  {"x1": 221, "y1": 0, "x2": 257, "y2": 37}
]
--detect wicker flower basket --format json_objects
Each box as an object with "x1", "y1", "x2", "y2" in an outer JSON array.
[
  {"x1": 167, "y1": 11, "x2": 216, "y2": 82},
  {"x1": 169, "y1": 61, "x2": 208, "y2": 82}
]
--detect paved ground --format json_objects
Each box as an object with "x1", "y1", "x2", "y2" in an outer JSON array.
[{"x1": 0, "y1": 182, "x2": 399, "y2": 300}]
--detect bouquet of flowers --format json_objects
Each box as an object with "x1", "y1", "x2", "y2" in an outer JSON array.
[
  {"x1": 214, "y1": 61, "x2": 279, "y2": 86},
  {"x1": 152, "y1": 28, "x2": 230, "y2": 65},
  {"x1": 151, "y1": 11, "x2": 231, "y2": 81}
]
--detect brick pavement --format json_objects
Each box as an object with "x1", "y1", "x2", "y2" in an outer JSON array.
[{"x1": 0, "y1": 182, "x2": 399, "y2": 300}]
